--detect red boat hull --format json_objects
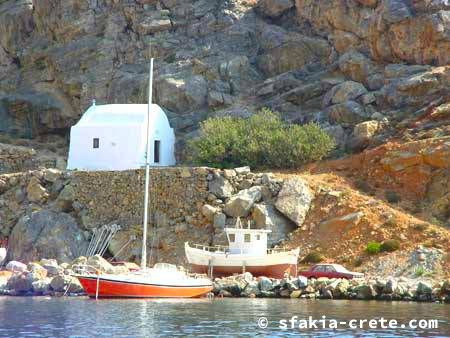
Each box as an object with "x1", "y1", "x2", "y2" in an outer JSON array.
[
  {"x1": 190, "y1": 263, "x2": 297, "y2": 279},
  {"x1": 76, "y1": 276, "x2": 213, "y2": 298}
]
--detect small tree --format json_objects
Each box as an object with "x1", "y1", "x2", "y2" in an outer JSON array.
[{"x1": 187, "y1": 109, "x2": 334, "y2": 169}]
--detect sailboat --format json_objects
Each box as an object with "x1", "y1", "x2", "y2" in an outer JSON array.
[{"x1": 75, "y1": 59, "x2": 213, "y2": 298}]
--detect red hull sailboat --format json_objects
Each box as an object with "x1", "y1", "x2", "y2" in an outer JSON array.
[
  {"x1": 74, "y1": 59, "x2": 212, "y2": 298},
  {"x1": 76, "y1": 264, "x2": 212, "y2": 298}
]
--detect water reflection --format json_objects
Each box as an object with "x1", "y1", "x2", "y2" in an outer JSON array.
[{"x1": 0, "y1": 297, "x2": 448, "y2": 337}]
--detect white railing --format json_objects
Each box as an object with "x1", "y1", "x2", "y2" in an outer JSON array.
[
  {"x1": 190, "y1": 244, "x2": 229, "y2": 252},
  {"x1": 189, "y1": 243, "x2": 295, "y2": 254}
]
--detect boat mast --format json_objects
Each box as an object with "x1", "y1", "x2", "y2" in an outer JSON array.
[{"x1": 141, "y1": 58, "x2": 154, "y2": 269}]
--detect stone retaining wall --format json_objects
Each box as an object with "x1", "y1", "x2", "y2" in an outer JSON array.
[
  {"x1": 0, "y1": 143, "x2": 61, "y2": 174},
  {"x1": 70, "y1": 167, "x2": 210, "y2": 229},
  {"x1": 0, "y1": 143, "x2": 38, "y2": 174}
]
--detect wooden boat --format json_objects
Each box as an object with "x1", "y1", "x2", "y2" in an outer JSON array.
[
  {"x1": 185, "y1": 219, "x2": 300, "y2": 279},
  {"x1": 75, "y1": 59, "x2": 212, "y2": 298},
  {"x1": 75, "y1": 263, "x2": 212, "y2": 298}
]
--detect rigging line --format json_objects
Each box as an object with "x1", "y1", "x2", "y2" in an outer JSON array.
[
  {"x1": 86, "y1": 228, "x2": 97, "y2": 257},
  {"x1": 149, "y1": 193, "x2": 157, "y2": 266},
  {"x1": 109, "y1": 235, "x2": 136, "y2": 261},
  {"x1": 99, "y1": 225, "x2": 121, "y2": 257},
  {"x1": 98, "y1": 227, "x2": 114, "y2": 257},
  {"x1": 91, "y1": 226, "x2": 107, "y2": 256}
]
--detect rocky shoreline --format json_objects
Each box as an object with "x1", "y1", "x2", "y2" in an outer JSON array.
[
  {"x1": 0, "y1": 255, "x2": 128, "y2": 297},
  {"x1": 213, "y1": 273, "x2": 450, "y2": 303},
  {"x1": 1, "y1": 255, "x2": 449, "y2": 303}
]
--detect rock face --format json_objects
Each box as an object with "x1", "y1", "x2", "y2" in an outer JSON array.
[
  {"x1": 275, "y1": 178, "x2": 313, "y2": 227},
  {"x1": 7, "y1": 210, "x2": 88, "y2": 263},
  {"x1": 295, "y1": 0, "x2": 450, "y2": 66},
  {"x1": 0, "y1": 0, "x2": 447, "y2": 162}
]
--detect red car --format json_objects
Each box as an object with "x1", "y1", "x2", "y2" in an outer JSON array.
[{"x1": 299, "y1": 264, "x2": 364, "y2": 279}]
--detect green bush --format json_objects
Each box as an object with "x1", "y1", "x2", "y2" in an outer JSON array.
[
  {"x1": 353, "y1": 256, "x2": 364, "y2": 267},
  {"x1": 366, "y1": 241, "x2": 381, "y2": 255},
  {"x1": 384, "y1": 216, "x2": 397, "y2": 228},
  {"x1": 302, "y1": 251, "x2": 325, "y2": 263},
  {"x1": 414, "y1": 266, "x2": 425, "y2": 277},
  {"x1": 412, "y1": 223, "x2": 428, "y2": 232},
  {"x1": 380, "y1": 239, "x2": 400, "y2": 252},
  {"x1": 385, "y1": 190, "x2": 401, "y2": 204},
  {"x1": 354, "y1": 179, "x2": 372, "y2": 194},
  {"x1": 187, "y1": 109, "x2": 335, "y2": 169}
]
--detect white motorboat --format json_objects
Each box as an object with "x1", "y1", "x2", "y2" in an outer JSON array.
[{"x1": 185, "y1": 219, "x2": 300, "y2": 279}]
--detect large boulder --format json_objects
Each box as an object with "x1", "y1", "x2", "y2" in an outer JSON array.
[
  {"x1": 55, "y1": 184, "x2": 75, "y2": 212},
  {"x1": 338, "y1": 52, "x2": 381, "y2": 88},
  {"x1": 208, "y1": 175, "x2": 234, "y2": 199},
  {"x1": 40, "y1": 258, "x2": 64, "y2": 276},
  {"x1": 6, "y1": 261, "x2": 27, "y2": 273},
  {"x1": 323, "y1": 81, "x2": 368, "y2": 106},
  {"x1": 224, "y1": 186, "x2": 262, "y2": 217},
  {"x1": 8, "y1": 210, "x2": 88, "y2": 263},
  {"x1": 355, "y1": 284, "x2": 377, "y2": 300},
  {"x1": 256, "y1": 27, "x2": 331, "y2": 77},
  {"x1": 50, "y1": 275, "x2": 83, "y2": 293},
  {"x1": 201, "y1": 204, "x2": 219, "y2": 222},
  {"x1": 6, "y1": 273, "x2": 33, "y2": 293},
  {"x1": 43, "y1": 169, "x2": 62, "y2": 183},
  {"x1": 252, "y1": 203, "x2": 296, "y2": 244},
  {"x1": 351, "y1": 120, "x2": 382, "y2": 149},
  {"x1": 275, "y1": 178, "x2": 313, "y2": 227},
  {"x1": 325, "y1": 101, "x2": 369, "y2": 125},
  {"x1": 86, "y1": 255, "x2": 115, "y2": 274},
  {"x1": 26, "y1": 176, "x2": 49, "y2": 203},
  {"x1": 213, "y1": 212, "x2": 227, "y2": 229},
  {"x1": 27, "y1": 262, "x2": 48, "y2": 281},
  {"x1": 32, "y1": 278, "x2": 51, "y2": 294},
  {"x1": 258, "y1": 276, "x2": 274, "y2": 292},
  {"x1": 156, "y1": 74, "x2": 207, "y2": 113}
]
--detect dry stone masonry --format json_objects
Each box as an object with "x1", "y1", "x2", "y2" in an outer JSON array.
[{"x1": 0, "y1": 166, "x2": 313, "y2": 265}]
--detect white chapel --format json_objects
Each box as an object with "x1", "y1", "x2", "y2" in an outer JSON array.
[{"x1": 67, "y1": 102, "x2": 176, "y2": 171}]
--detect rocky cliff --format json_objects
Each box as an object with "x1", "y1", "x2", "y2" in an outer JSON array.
[{"x1": 0, "y1": 0, "x2": 448, "y2": 158}]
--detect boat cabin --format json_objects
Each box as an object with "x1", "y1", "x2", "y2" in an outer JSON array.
[{"x1": 225, "y1": 226, "x2": 271, "y2": 255}]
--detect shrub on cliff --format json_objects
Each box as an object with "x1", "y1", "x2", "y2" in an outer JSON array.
[
  {"x1": 187, "y1": 109, "x2": 334, "y2": 169},
  {"x1": 385, "y1": 190, "x2": 401, "y2": 204},
  {"x1": 302, "y1": 251, "x2": 325, "y2": 263},
  {"x1": 380, "y1": 239, "x2": 400, "y2": 252},
  {"x1": 366, "y1": 241, "x2": 381, "y2": 255}
]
